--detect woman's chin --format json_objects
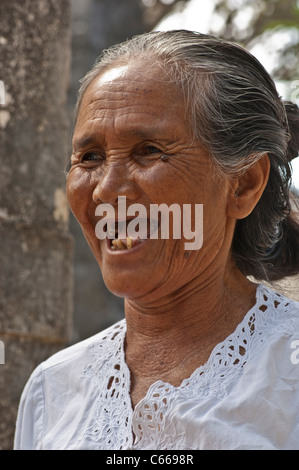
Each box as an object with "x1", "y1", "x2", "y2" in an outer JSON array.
[{"x1": 102, "y1": 272, "x2": 154, "y2": 301}]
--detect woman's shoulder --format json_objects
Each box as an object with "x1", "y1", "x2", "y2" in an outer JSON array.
[
  {"x1": 258, "y1": 281, "x2": 299, "y2": 318},
  {"x1": 41, "y1": 317, "x2": 127, "y2": 373},
  {"x1": 14, "y1": 318, "x2": 127, "y2": 449},
  {"x1": 249, "y1": 283, "x2": 299, "y2": 366},
  {"x1": 256, "y1": 282, "x2": 299, "y2": 329}
]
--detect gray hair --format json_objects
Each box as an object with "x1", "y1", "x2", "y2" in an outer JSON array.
[{"x1": 75, "y1": 30, "x2": 299, "y2": 282}]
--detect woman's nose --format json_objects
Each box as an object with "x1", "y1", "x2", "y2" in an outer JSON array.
[{"x1": 92, "y1": 163, "x2": 142, "y2": 205}]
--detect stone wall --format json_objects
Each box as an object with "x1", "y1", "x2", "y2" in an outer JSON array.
[{"x1": 0, "y1": 0, "x2": 73, "y2": 450}]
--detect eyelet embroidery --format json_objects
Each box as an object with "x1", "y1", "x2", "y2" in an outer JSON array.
[{"x1": 82, "y1": 285, "x2": 294, "y2": 449}]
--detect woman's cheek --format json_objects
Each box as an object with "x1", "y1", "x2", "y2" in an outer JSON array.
[{"x1": 66, "y1": 169, "x2": 93, "y2": 224}]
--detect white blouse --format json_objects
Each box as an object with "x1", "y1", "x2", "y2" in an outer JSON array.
[{"x1": 14, "y1": 284, "x2": 299, "y2": 450}]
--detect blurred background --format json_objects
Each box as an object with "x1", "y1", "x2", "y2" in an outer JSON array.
[{"x1": 0, "y1": 0, "x2": 298, "y2": 450}]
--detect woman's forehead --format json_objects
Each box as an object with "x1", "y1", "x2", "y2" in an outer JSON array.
[
  {"x1": 74, "y1": 63, "x2": 190, "y2": 141},
  {"x1": 84, "y1": 63, "x2": 180, "y2": 102}
]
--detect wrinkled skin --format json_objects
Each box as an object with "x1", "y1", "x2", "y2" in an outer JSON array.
[{"x1": 67, "y1": 60, "x2": 270, "y2": 406}]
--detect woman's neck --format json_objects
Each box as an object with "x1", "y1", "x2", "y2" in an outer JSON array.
[{"x1": 124, "y1": 263, "x2": 257, "y2": 407}]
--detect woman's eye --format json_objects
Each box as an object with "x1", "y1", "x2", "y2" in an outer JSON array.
[
  {"x1": 81, "y1": 152, "x2": 101, "y2": 162},
  {"x1": 143, "y1": 145, "x2": 162, "y2": 155},
  {"x1": 134, "y1": 145, "x2": 165, "y2": 166}
]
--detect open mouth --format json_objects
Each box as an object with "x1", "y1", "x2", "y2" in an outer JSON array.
[
  {"x1": 105, "y1": 218, "x2": 157, "y2": 251},
  {"x1": 110, "y1": 236, "x2": 143, "y2": 251}
]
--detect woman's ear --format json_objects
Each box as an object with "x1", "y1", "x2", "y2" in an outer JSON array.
[{"x1": 227, "y1": 154, "x2": 270, "y2": 219}]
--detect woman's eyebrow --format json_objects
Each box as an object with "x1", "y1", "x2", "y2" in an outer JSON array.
[
  {"x1": 72, "y1": 126, "x2": 177, "y2": 151},
  {"x1": 72, "y1": 135, "x2": 98, "y2": 151}
]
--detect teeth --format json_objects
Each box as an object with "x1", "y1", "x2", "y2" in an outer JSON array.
[
  {"x1": 126, "y1": 237, "x2": 133, "y2": 249},
  {"x1": 110, "y1": 236, "x2": 143, "y2": 251},
  {"x1": 111, "y1": 239, "x2": 126, "y2": 250}
]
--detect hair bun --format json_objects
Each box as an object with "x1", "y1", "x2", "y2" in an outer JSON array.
[{"x1": 284, "y1": 101, "x2": 299, "y2": 161}]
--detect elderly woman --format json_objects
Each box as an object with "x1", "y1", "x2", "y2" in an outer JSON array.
[{"x1": 15, "y1": 30, "x2": 299, "y2": 450}]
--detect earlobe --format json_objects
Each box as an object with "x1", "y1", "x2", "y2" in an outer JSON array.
[{"x1": 227, "y1": 154, "x2": 270, "y2": 220}]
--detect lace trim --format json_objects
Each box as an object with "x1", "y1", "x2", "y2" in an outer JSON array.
[
  {"x1": 82, "y1": 322, "x2": 132, "y2": 449},
  {"x1": 82, "y1": 284, "x2": 295, "y2": 450}
]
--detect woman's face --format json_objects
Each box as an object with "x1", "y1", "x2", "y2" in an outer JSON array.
[{"x1": 67, "y1": 61, "x2": 233, "y2": 302}]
